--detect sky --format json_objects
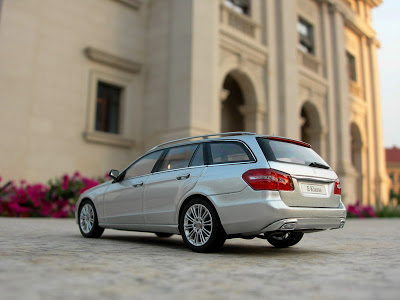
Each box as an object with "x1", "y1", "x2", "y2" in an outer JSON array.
[{"x1": 373, "y1": 0, "x2": 400, "y2": 147}]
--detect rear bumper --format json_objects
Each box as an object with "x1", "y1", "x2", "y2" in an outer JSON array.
[
  {"x1": 209, "y1": 187, "x2": 347, "y2": 235},
  {"x1": 261, "y1": 217, "x2": 346, "y2": 233}
]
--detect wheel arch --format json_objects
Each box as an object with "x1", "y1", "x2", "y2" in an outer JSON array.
[
  {"x1": 177, "y1": 194, "x2": 226, "y2": 233},
  {"x1": 75, "y1": 197, "x2": 96, "y2": 224}
]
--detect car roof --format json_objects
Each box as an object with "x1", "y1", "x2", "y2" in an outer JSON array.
[{"x1": 146, "y1": 132, "x2": 310, "y2": 153}]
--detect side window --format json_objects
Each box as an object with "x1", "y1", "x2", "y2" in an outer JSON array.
[
  {"x1": 209, "y1": 142, "x2": 253, "y2": 164},
  {"x1": 124, "y1": 151, "x2": 163, "y2": 179},
  {"x1": 159, "y1": 145, "x2": 198, "y2": 171},
  {"x1": 190, "y1": 144, "x2": 204, "y2": 167}
]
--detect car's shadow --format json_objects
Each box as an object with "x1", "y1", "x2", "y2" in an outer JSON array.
[{"x1": 85, "y1": 233, "x2": 334, "y2": 257}]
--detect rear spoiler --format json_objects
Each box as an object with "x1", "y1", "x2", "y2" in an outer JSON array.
[{"x1": 266, "y1": 136, "x2": 311, "y2": 148}]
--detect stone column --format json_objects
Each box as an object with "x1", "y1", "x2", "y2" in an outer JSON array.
[
  {"x1": 320, "y1": 1, "x2": 337, "y2": 168},
  {"x1": 264, "y1": 0, "x2": 279, "y2": 135},
  {"x1": 368, "y1": 38, "x2": 389, "y2": 205},
  {"x1": 360, "y1": 35, "x2": 376, "y2": 205},
  {"x1": 157, "y1": 0, "x2": 219, "y2": 143},
  {"x1": 239, "y1": 104, "x2": 266, "y2": 133},
  {"x1": 274, "y1": 0, "x2": 299, "y2": 139},
  {"x1": 329, "y1": 4, "x2": 357, "y2": 203}
]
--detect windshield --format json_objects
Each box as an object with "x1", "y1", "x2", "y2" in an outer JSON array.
[{"x1": 257, "y1": 138, "x2": 329, "y2": 168}]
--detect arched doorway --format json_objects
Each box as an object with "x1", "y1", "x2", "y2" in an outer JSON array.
[
  {"x1": 300, "y1": 102, "x2": 322, "y2": 154},
  {"x1": 220, "y1": 70, "x2": 262, "y2": 133},
  {"x1": 221, "y1": 74, "x2": 245, "y2": 132},
  {"x1": 351, "y1": 122, "x2": 363, "y2": 202}
]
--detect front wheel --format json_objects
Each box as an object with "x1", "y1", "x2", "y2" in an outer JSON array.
[
  {"x1": 179, "y1": 199, "x2": 226, "y2": 253},
  {"x1": 266, "y1": 232, "x2": 304, "y2": 248},
  {"x1": 78, "y1": 200, "x2": 104, "y2": 238}
]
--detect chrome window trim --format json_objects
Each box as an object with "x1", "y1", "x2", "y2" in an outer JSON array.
[
  {"x1": 119, "y1": 138, "x2": 257, "y2": 181},
  {"x1": 205, "y1": 160, "x2": 257, "y2": 168},
  {"x1": 148, "y1": 164, "x2": 206, "y2": 176}
]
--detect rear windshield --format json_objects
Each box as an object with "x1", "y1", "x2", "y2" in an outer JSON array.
[{"x1": 257, "y1": 138, "x2": 329, "y2": 167}]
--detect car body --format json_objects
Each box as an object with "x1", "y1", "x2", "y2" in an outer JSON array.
[{"x1": 76, "y1": 132, "x2": 346, "y2": 252}]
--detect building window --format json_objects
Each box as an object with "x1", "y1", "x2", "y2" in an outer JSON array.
[
  {"x1": 95, "y1": 81, "x2": 122, "y2": 134},
  {"x1": 346, "y1": 51, "x2": 357, "y2": 82},
  {"x1": 297, "y1": 18, "x2": 314, "y2": 55},
  {"x1": 224, "y1": 0, "x2": 251, "y2": 15},
  {"x1": 389, "y1": 173, "x2": 394, "y2": 182}
]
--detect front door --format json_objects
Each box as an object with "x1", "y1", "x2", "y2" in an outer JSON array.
[
  {"x1": 103, "y1": 175, "x2": 149, "y2": 224},
  {"x1": 103, "y1": 150, "x2": 164, "y2": 224}
]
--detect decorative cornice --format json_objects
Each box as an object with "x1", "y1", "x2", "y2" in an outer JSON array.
[
  {"x1": 319, "y1": 0, "x2": 378, "y2": 40},
  {"x1": 365, "y1": 0, "x2": 382, "y2": 8},
  {"x1": 111, "y1": 0, "x2": 141, "y2": 10},
  {"x1": 368, "y1": 37, "x2": 381, "y2": 48},
  {"x1": 84, "y1": 47, "x2": 142, "y2": 73}
]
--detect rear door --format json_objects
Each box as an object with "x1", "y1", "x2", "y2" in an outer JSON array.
[
  {"x1": 257, "y1": 137, "x2": 340, "y2": 208},
  {"x1": 197, "y1": 140, "x2": 257, "y2": 195},
  {"x1": 143, "y1": 143, "x2": 205, "y2": 225}
]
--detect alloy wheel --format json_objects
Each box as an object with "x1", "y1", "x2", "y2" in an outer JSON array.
[
  {"x1": 80, "y1": 203, "x2": 94, "y2": 234},
  {"x1": 184, "y1": 204, "x2": 213, "y2": 247}
]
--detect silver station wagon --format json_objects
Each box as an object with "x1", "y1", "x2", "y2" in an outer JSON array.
[{"x1": 76, "y1": 132, "x2": 346, "y2": 252}]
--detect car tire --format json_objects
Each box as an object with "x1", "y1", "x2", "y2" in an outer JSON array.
[
  {"x1": 155, "y1": 232, "x2": 173, "y2": 238},
  {"x1": 179, "y1": 198, "x2": 226, "y2": 253},
  {"x1": 78, "y1": 200, "x2": 104, "y2": 238},
  {"x1": 266, "y1": 232, "x2": 304, "y2": 248}
]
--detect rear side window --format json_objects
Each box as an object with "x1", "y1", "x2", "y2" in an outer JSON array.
[
  {"x1": 159, "y1": 144, "x2": 199, "y2": 171},
  {"x1": 209, "y1": 142, "x2": 253, "y2": 164},
  {"x1": 257, "y1": 138, "x2": 328, "y2": 167}
]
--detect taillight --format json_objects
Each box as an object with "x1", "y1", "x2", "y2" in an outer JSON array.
[
  {"x1": 242, "y1": 169, "x2": 294, "y2": 191},
  {"x1": 334, "y1": 178, "x2": 341, "y2": 195}
]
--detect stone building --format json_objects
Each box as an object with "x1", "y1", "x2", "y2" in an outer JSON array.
[
  {"x1": 0, "y1": 0, "x2": 388, "y2": 205},
  {"x1": 386, "y1": 146, "x2": 400, "y2": 195}
]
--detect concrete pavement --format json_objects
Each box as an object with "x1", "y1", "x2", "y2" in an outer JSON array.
[{"x1": 0, "y1": 218, "x2": 399, "y2": 300}]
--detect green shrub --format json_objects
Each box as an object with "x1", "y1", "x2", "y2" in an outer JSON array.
[{"x1": 375, "y1": 205, "x2": 400, "y2": 218}]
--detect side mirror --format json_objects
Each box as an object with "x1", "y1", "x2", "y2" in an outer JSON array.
[{"x1": 108, "y1": 169, "x2": 120, "y2": 180}]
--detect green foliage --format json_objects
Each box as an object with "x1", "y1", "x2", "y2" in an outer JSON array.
[{"x1": 375, "y1": 205, "x2": 400, "y2": 218}]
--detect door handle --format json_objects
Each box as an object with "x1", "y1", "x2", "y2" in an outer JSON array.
[
  {"x1": 132, "y1": 182, "x2": 144, "y2": 188},
  {"x1": 176, "y1": 174, "x2": 190, "y2": 180}
]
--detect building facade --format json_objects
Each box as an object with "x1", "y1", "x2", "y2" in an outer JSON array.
[
  {"x1": 0, "y1": 0, "x2": 388, "y2": 205},
  {"x1": 386, "y1": 146, "x2": 400, "y2": 195}
]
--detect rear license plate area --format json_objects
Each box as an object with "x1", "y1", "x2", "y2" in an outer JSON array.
[{"x1": 299, "y1": 183, "x2": 327, "y2": 195}]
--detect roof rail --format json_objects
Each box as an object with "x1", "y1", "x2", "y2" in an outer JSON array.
[{"x1": 149, "y1": 132, "x2": 256, "y2": 151}]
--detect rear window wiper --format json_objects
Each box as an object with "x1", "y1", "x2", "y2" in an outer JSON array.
[{"x1": 309, "y1": 162, "x2": 330, "y2": 169}]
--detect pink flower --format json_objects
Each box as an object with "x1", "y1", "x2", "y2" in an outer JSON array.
[
  {"x1": 61, "y1": 174, "x2": 69, "y2": 191},
  {"x1": 40, "y1": 202, "x2": 53, "y2": 217},
  {"x1": 8, "y1": 201, "x2": 31, "y2": 214}
]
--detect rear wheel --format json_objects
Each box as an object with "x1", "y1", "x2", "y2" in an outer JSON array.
[
  {"x1": 78, "y1": 200, "x2": 104, "y2": 238},
  {"x1": 179, "y1": 198, "x2": 226, "y2": 253},
  {"x1": 266, "y1": 232, "x2": 304, "y2": 248},
  {"x1": 155, "y1": 233, "x2": 173, "y2": 238}
]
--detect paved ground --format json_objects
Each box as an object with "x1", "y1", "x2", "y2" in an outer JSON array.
[{"x1": 0, "y1": 218, "x2": 399, "y2": 300}]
